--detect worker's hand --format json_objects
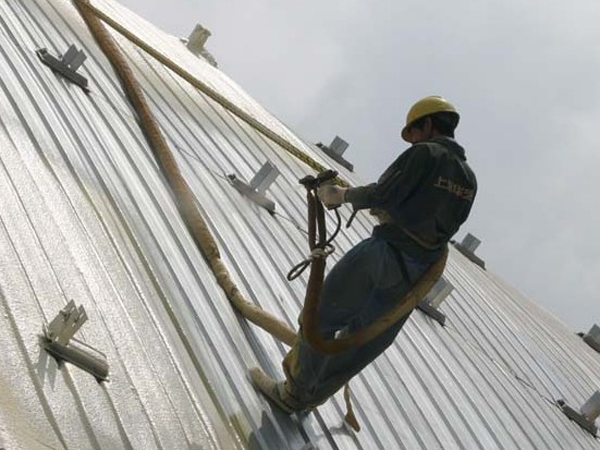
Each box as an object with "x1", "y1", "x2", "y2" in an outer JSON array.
[{"x1": 317, "y1": 185, "x2": 347, "y2": 208}]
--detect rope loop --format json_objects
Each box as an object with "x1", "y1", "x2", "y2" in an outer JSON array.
[
  {"x1": 310, "y1": 245, "x2": 335, "y2": 260},
  {"x1": 287, "y1": 244, "x2": 335, "y2": 281}
]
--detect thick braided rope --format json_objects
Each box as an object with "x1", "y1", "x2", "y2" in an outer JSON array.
[{"x1": 74, "y1": 0, "x2": 296, "y2": 346}]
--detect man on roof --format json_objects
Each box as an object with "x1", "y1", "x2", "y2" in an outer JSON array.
[{"x1": 250, "y1": 96, "x2": 478, "y2": 414}]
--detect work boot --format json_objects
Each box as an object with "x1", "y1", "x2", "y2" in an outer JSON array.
[{"x1": 249, "y1": 367, "x2": 297, "y2": 414}]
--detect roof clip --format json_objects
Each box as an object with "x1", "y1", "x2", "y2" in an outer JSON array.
[
  {"x1": 417, "y1": 277, "x2": 453, "y2": 326},
  {"x1": 181, "y1": 24, "x2": 218, "y2": 67},
  {"x1": 42, "y1": 300, "x2": 109, "y2": 381},
  {"x1": 45, "y1": 300, "x2": 88, "y2": 346},
  {"x1": 452, "y1": 233, "x2": 485, "y2": 269},
  {"x1": 36, "y1": 44, "x2": 90, "y2": 92},
  {"x1": 582, "y1": 324, "x2": 600, "y2": 353},
  {"x1": 228, "y1": 161, "x2": 279, "y2": 213},
  {"x1": 558, "y1": 391, "x2": 600, "y2": 436},
  {"x1": 316, "y1": 136, "x2": 354, "y2": 172}
]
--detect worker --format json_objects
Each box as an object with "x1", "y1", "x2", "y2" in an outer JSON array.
[{"x1": 250, "y1": 96, "x2": 477, "y2": 413}]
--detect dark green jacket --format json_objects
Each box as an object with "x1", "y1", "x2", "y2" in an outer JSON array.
[{"x1": 345, "y1": 136, "x2": 477, "y2": 260}]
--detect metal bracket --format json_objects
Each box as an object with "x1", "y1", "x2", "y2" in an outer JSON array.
[
  {"x1": 425, "y1": 277, "x2": 454, "y2": 309},
  {"x1": 182, "y1": 24, "x2": 218, "y2": 67},
  {"x1": 250, "y1": 161, "x2": 280, "y2": 195},
  {"x1": 583, "y1": 324, "x2": 600, "y2": 353},
  {"x1": 36, "y1": 45, "x2": 90, "y2": 92},
  {"x1": 228, "y1": 161, "x2": 279, "y2": 213},
  {"x1": 315, "y1": 137, "x2": 354, "y2": 172},
  {"x1": 452, "y1": 233, "x2": 485, "y2": 269},
  {"x1": 557, "y1": 400, "x2": 598, "y2": 436},
  {"x1": 417, "y1": 301, "x2": 447, "y2": 326},
  {"x1": 461, "y1": 233, "x2": 481, "y2": 253},
  {"x1": 42, "y1": 301, "x2": 108, "y2": 381},
  {"x1": 185, "y1": 24, "x2": 211, "y2": 54},
  {"x1": 583, "y1": 335, "x2": 600, "y2": 353},
  {"x1": 44, "y1": 300, "x2": 88, "y2": 346},
  {"x1": 416, "y1": 277, "x2": 454, "y2": 326}
]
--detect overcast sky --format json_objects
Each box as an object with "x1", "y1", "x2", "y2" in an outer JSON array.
[{"x1": 117, "y1": 0, "x2": 599, "y2": 332}]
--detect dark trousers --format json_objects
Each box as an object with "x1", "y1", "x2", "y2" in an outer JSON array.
[{"x1": 282, "y1": 236, "x2": 431, "y2": 409}]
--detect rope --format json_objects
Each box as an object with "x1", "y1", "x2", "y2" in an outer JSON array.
[
  {"x1": 343, "y1": 384, "x2": 360, "y2": 432},
  {"x1": 287, "y1": 246, "x2": 335, "y2": 281},
  {"x1": 73, "y1": 0, "x2": 296, "y2": 347},
  {"x1": 73, "y1": 0, "x2": 350, "y2": 188}
]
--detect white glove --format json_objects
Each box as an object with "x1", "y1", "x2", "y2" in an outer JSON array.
[{"x1": 317, "y1": 185, "x2": 348, "y2": 208}]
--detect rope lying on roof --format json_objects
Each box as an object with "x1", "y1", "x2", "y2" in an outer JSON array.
[
  {"x1": 74, "y1": 0, "x2": 349, "y2": 188},
  {"x1": 73, "y1": 0, "x2": 296, "y2": 347}
]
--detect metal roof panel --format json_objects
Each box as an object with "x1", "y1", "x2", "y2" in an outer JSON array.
[{"x1": 0, "y1": 0, "x2": 598, "y2": 449}]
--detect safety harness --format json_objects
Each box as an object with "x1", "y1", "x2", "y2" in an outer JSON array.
[
  {"x1": 286, "y1": 171, "x2": 448, "y2": 432},
  {"x1": 289, "y1": 171, "x2": 449, "y2": 356}
]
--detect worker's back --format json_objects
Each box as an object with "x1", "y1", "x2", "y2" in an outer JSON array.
[{"x1": 375, "y1": 136, "x2": 477, "y2": 259}]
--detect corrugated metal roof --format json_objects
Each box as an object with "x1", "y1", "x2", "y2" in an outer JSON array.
[{"x1": 0, "y1": 0, "x2": 599, "y2": 449}]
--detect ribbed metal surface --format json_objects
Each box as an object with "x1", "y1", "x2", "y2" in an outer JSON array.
[
  {"x1": 0, "y1": 0, "x2": 598, "y2": 449},
  {"x1": 0, "y1": 1, "x2": 239, "y2": 449}
]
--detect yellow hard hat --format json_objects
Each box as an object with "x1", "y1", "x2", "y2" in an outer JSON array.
[{"x1": 401, "y1": 96, "x2": 459, "y2": 142}]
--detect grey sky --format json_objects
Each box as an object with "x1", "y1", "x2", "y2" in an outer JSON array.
[{"x1": 118, "y1": 0, "x2": 599, "y2": 332}]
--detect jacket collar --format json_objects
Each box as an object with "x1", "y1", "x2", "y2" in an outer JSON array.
[{"x1": 429, "y1": 136, "x2": 466, "y2": 160}]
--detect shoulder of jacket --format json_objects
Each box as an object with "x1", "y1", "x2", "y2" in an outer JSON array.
[{"x1": 409, "y1": 142, "x2": 441, "y2": 159}]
